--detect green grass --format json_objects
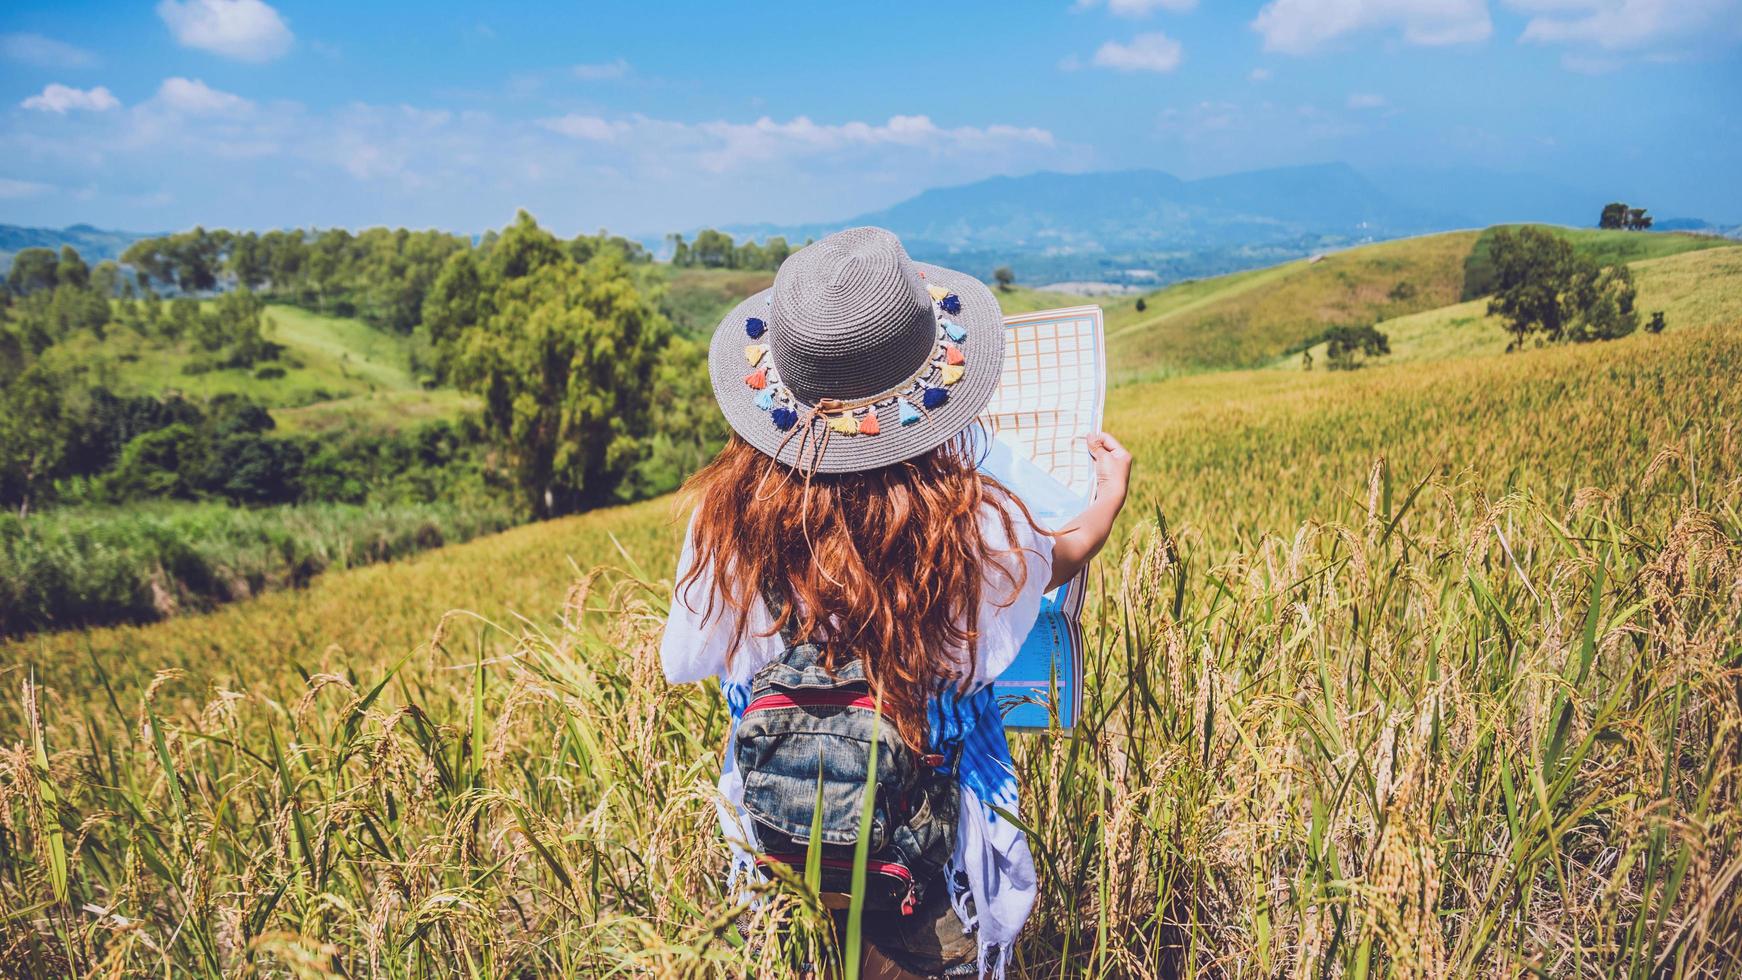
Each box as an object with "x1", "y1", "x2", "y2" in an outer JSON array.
[
  {"x1": 271, "y1": 388, "x2": 481, "y2": 435},
  {"x1": 5, "y1": 315, "x2": 1739, "y2": 975},
  {"x1": 988, "y1": 284, "x2": 1090, "y2": 314},
  {"x1": 0, "y1": 499, "x2": 516, "y2": 638},
  {"x1": 658, "y1": 267, "x2": 776, "y2": 339},
  {"x1": 42, "y1": 303, "x2": 483, "y2": 433},
  {"x1": 6, "y1": 236, "x2": 1742, "y2": 975},
  {"x1": 1099, "y1": 230, "x2": 1483, "y2": 382},
  {"x1": 261, "y1": 304, "x2": 421, "y2": 391},
  {"x1": 1094, "y1": 226, "x2": 1737, "y2": 384},
  {"x1": 1296, "y1": 243, "x2": 1742, "y2": 366}
]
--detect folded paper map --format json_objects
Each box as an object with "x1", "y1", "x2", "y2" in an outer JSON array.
[{"x1": 975, "y1": 305, "x2": 1106, "y2": 730}]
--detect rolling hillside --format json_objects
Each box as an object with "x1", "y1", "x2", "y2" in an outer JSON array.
[
  {"x1": 1349, "y1": 244, "x2": 1742, "y2": 365},
  {"x1": 41, "y1": 302, "x2": 477, "y2": 433},
  {"x1": 8, "y1": 222, "x2": 1741, "y2": 975},
  {"x1": 1097, "y1": 226, "x2": 1732, "y2": 383},
  {"x1": 12, "y1": 235, "x2": 1739, "y2": 708}
]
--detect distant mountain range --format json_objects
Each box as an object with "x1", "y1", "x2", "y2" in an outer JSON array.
[
  {"x1": 0, "y1": 223, "x2": 155, "y2": 273},
  {"x1": 721, "y1": 163, "x2": 1739, "y2": 285}
]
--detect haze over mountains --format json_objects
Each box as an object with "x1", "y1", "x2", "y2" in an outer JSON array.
[
  {"x1": 723, "y1": 161, "x2": 1735, "y2": 284},
  {"x1": 5, "y1": 162, "x2": 1735, "y2": 286}
]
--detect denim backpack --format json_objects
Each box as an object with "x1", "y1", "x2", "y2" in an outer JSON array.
[{"x1": 735, "y1": 602, "x2": 960, "y2": 915}]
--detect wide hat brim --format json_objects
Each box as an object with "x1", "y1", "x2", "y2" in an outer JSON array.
[{"x1": 708, "y1": 261, "x2": 1004, "y2": 474}]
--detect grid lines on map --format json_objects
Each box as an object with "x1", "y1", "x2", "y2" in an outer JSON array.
[{"x1": 983, "y1": 312, "x2": 1101, "y2": 501}]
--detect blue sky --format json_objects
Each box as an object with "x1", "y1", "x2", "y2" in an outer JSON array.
[{"x1": 2, "y1": 0, "x2": 1738, "y2": 236}]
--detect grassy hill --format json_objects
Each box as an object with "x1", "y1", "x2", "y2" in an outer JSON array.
[
  {"x1": 1342, "y1": 244, "x2": 1742, "y2": 365},
  {"x1": 1095, "y1": 227, "x2": 1731, "y2": 383},
  {"x1": 658, "y1": 267, "x2": 775, "y2": 338},
  {"x1": 43, "y1": 302, "x2": 478, "y2": 432},
  {"x1": 8, "y1": 309, "x2": 1738, "y2": 974},
  {"x1": 6, "y1": 226, "x2": 1741, "y2": 974},
  {"x1": 15, "y1": 308, "x2": 1736, "y2": 703}
]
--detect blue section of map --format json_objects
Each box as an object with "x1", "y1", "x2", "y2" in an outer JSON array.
[{"x1": 994, "y1": 578, "x2": 1079, "y2": 729}]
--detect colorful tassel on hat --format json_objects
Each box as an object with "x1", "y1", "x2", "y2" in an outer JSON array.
[
  {"x1": 771, "y1": 407, "x2": 798, "y2": 430},
  {"x1": 744, "y1": 367, "x2": 768, "y2": 390},
  {"x1": 944, "y1": 344, "x2": 964, "y2": 365},
  {"x1": 828, "y1": 416, "x2": 858, "y2": 436},
  {"x1": 745, "y1": 344, "x2": 767, "y2": 365},
  {"x1": 745, "y1": 317, "x2": 766, "y2": 339},
  {"x1": 858, "y1": 411, "x2": 881, "y2": 435},
  {"x1": 942, "y1": 320, "x2": 967, "y2": 342},
  {"x1": 939, "y1": 294, "x2": 962, "y2": 315},
  {"x1": 927, "y1": 284, "x2": 949, "y2": 301},
  {"x1": 941, "y1": 363, "x2": 965, "y2": 385},
  {"x1": 755, "y1": 389, "x2": 775, "y2": 411},
  {"x1": 922, "y1": 387, "x2": 949, "y2": 410},
  {"x1": 898, "y1": 398, "x2": 922, "y2": 426}
]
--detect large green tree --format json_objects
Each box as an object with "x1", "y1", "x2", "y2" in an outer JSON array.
[
  {"x1": 449, "y1": 229, "x2": 672, "y2": 516},
  {"x1": 0, "y1": 364, "x2": 70, "y2": 516},
  {"x1": 1487, "y1": 226, "x2": 1639, "y2": 349}
]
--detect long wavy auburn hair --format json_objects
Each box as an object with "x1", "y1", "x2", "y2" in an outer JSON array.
[{"x1": 678, "y1": 432, "x2": 1043, "y2": 749}]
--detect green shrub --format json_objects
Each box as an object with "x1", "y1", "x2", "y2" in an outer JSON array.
[{"x1": 0, "y1": 500, "x2": 515, "y2": 637}]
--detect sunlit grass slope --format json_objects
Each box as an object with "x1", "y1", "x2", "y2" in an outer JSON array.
[
  {"x1": 1100, "y1": 230, "x2": 1482, "y2": 381},
  {"x1": 659, "y1": 267, "x2": 776, "y2": 338},
  {"x1": 4, "y1": 236, "x2": 1740, "y2": 975},
  {"x1": 1099, "y1": 227, "x2": 1732, "y2": 384},
  {"x1": 6, "y1": 315, "x2": 1738, "y2": 975},
  {"x1": 44, "y1": 302, "x2": 483, "y2": 433},
  {"x1": 1300, "y1": 243, "x2": 1742, "y2": 365}
]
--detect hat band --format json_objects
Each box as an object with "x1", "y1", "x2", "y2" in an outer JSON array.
[{"x1": 740, "y1": 282, "x2": 970, "y2": 438}]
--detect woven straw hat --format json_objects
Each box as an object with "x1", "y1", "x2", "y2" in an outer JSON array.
[{"x1": 707, "y1": 226, "x2": 1004, "y2": 473}]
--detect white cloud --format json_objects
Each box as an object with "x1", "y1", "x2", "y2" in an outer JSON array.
[
  {"x1": 572, "y1": 58, "x2": 631, "y2": 80},
  {"x1": 1347, "y1": 91, "x2": 1388, "y2": 108},
  {"x1": 1073, "y1": 0, "x2": 1199, "y2": 14},
  {"x1": 538, "y1": 113, "x2": 1057, "y2": 166},
  {"x1": 1090, "y1": 32, "x2": 1185, "y2": 71},
  {"x1": 539, "y1": 114, "x2": 630, "y2": 140},
  {"x1": 0, "y1": 177, "x2": 55, "y2": 199},
  {"x1": 1252, "y1": 0, "x2": 1492, "y2": 54},
  {"x1": 1, "y1": 101, "x2": 1075, "y2": 234},
  {"x1": 1, "y1": 32, "x2": 98, "y2": 68},
  {"x1": 154, "y1": 77, "x2": 253, "y2": 115},
  {"x1": 21, "y1": 83, "x2": 121, "y2": 114},
  {"x1": 1250, "y1": 67, "x2": 1274, "y2": 81},
  {"x1": 1507, "y1": 0, "x2": 1741, "y2": 51},
  {"x1": 157, "y1": 0, "x2": 292, "y2": 62},
  {"x1": 690, "y1": 114, "x2": 1055, "y2": 172}
]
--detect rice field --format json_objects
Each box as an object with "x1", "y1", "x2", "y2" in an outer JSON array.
[{"x1": 2, "y1": 305, "x2": 1740, "y2": 975}]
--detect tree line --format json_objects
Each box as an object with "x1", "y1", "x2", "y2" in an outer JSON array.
[
  {"x1": 667, "y1": 228, "x2": 797, "y2": 271},
  {"x1": 0, "y1": 363, "x2": 500, "y2": 519},
  {"x1": 2, "y1": 212, "x2": 727, "y2": 520}
]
